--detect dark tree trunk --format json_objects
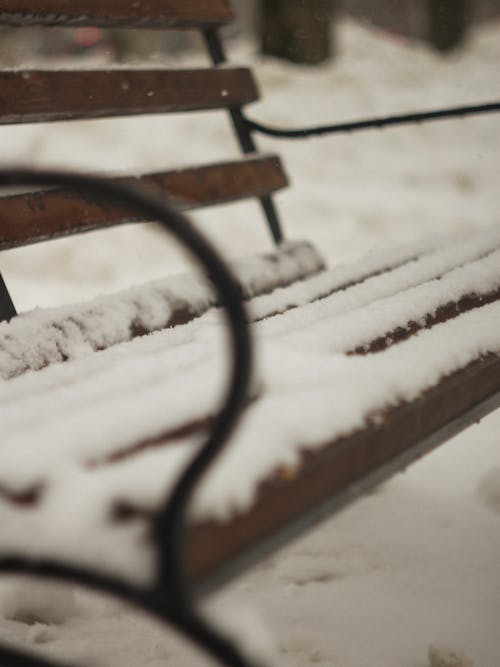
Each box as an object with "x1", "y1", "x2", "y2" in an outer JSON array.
[
  {"x1": 428, "y1": 0, "x2": 469, "y2": 52},
  {"x1": 260, "y1": 0, "x2": 335, "y2": 65}
]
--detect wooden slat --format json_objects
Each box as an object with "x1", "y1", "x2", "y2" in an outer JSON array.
[
  {"x1": 0, "y1": 68, "x2": 258, "y2": 125},
  {"x1": 187, "y1": 353, "x2": 500, "y2": 594},
  {"x1": 0, "y1": 0, "x2": 234, "y2": 28},
  {"x1": 0, "y1": 156, "x2": 287, "y2": 249}
]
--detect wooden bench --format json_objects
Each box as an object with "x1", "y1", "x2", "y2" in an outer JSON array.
[{"x1": 0, "y1": 2, "x2": 499, "y2": 666}]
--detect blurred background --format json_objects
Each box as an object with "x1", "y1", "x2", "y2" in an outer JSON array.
[{"x1": 1, "y1": 1, "x2": 499, "y2": 66}]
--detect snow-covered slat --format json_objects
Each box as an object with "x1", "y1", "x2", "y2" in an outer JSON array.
[
  {"x1": 0, "y1": 240, "x2": 324, "y2": 381},
  {"x1": 254, "y1": 226, "x2": 500, "y2": 335},
  {"x1": 189, "y1": 345, "x2": 500, "y2": 590},
  {"x1": 0, "y1": 68, "x2": 258, "y2": 125},
  {"x1": 0, "y1": 0, "x2": 234, "y2": 29},
  {"x1": 277, "y1": 245, "x2": 500, "y2": 355}
]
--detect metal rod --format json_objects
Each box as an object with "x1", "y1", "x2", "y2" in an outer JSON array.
[
  {"x1": 0, "y1": 272, "x2": 16, "y2": 322},
  {"x1": 203, "y1": 27, "x2": 284, "y2": 245},
  {"x1": 243, "y1": 100, "x2": 500, "y2": 139},
  {"x1": 0, "y1": 168, "x2": 255, "y2": 667}
]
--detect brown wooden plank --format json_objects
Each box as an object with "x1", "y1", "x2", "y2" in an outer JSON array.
[
  {"x1": 0, "y1": 67, "x2": 258, "y2": 125},
  {"x1": 186, "y1": 352, "x2": 500, "y2": 593},
  {"x1": 0, "y1": 0, "x2": 234, "y2": 28},
  {"x1": 0, "y1": 156, "x2": 287, "y2": 249}
]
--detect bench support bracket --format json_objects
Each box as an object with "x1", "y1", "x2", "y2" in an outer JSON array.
[
  {"x1": 0, "y1": 272, "x2": 16, "y2": 322},
  {"x1": 204, "y1": 27, "x2": 284, "y2": 245}
]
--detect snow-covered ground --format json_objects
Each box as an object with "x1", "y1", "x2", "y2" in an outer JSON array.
[{"x1": 0, "y1": 17, "x2": 499, "y2": 667}]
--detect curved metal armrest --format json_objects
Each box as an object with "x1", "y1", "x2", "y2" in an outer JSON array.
[{"x1": 0, "y1": 168, "x2": 258, "y2": 667}]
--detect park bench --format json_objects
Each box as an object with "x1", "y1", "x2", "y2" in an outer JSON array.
[{"x1": 0, "y1": 2, "x2": 499, "y2": 665}]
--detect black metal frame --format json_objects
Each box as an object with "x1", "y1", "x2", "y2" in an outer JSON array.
[
  {"x1": 0, "y1": 169, "x2": 257, "y2": 667},
  {"x1": 203, "y1": 27, "x2": 284, "y2": 245},
  {"x1": 0, "y1": 272, "x2": 16, "y2": 322}
]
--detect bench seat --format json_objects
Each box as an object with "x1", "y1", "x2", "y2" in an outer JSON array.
[{"x1": 1, "y1": 227, "x2": 500, "y2": 594}]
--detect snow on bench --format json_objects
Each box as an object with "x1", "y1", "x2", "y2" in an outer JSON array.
[
  {"x1": 1, "y1": 227, "x2": 499, "y2": 590},
  {"x1": 0, "y1": 240, "x2": 324, "y2": 380}
]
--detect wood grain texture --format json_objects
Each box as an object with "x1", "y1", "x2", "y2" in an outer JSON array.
[
  {"x1": 0, "y1": 0, "x2": 233, "y2": 28},
  {"x1": 0, "y1": 68, "x2": 258, "y2": 125},
  {"x1": 0, "y1": 156, "x2": 287, "y2": 248}
]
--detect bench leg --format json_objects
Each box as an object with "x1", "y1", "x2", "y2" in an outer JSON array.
[
  {"x1": 204, "y1": 27, "x2": 284, "y2": 245},
  {"x1": 0, "y1": 272, "x2": 16, "y2": 322}
]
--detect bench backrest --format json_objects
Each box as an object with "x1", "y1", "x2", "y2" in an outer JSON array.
[{"x1": 0, "y1": 0, "x2": 288, "y2": 319}]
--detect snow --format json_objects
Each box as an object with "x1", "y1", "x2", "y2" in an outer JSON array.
[
  {"x1": 0, "y1": 240, "x2": 323, "y2": 380},
  {"x1": 428, "y1": 644, "x2": 475, "y2": 667},
  {"x1": 0, "y1": 16, "x2": 500, "y2": 667},
  {"x1": 255, "y1": 229, "x2": 500, "y2": 343},
  {"x1": 1, "y1": 234, "x2": 500, "y2": 539},
  {"x1": 0, "y1": 581, "x2": 77, "y2": 626}
]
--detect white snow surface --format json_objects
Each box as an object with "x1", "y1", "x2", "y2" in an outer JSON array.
[
  {"x1": 1, "y1": 226, "x2": 500, "y2": 592},
  {"x1": 0, "y1": 240, "x2": 324, "y2": 380},
  {"x1": 0, "y1": 17, "x2": 500, "y2": 667}
]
